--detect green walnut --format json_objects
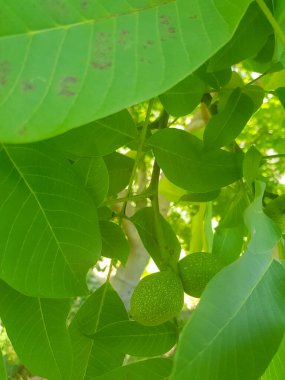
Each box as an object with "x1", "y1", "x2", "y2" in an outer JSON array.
[
  {"x1": 264, "y1": 195, "x2": 285, "y2": 234},
  {"x1": 178, "y1": 252, "x2": 223, "y2": 298},
  {"x1": 130, "y1": 270, "x2": 184, "y2": 326}
]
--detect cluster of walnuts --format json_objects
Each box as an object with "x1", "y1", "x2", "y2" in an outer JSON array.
[{"x1": 130, "y1": 252, "x2": 223, "y2": 326}]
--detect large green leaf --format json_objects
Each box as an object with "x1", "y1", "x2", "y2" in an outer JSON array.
[
  {"x1": 148, "y1": 128, "x2": 243, "y2": 192},
  {"x1": 0, "y1": 280, "x2": 72, "y2": 380},
  {"x1": 100, "y1": 221, "x2": 130, "y2": 265},
  {"x1": 171, "y1": 252, "x2": 285, "y2": 380},
  {"x1": 92, "y1": 320, "x2": 177, "y2": 357},
  {"x1": 69, "y1": 283, "x2": 128, "y2": 380},
  {"x1": 130, "y1": 207, "x2": 181, "y2": 268},
  {"x1": 52, "y1": 110, "x2": 137, "y2": 157},
  {"x1": 94, "y1": 358, "x2": 173, "y2": 380},
  {"x1": 0, "y1": 142, "x2": 101, "y2": 297},
  {"x1": 0, "y1": 0, "x2": 253, "y2": 143}
]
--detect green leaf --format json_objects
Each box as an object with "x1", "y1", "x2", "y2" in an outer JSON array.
[
  {"x1": 171, "y1": 253, "x2": 285, "y2": 380},
  {"x1": 212, "y1": 225, "x2": 245, "y2": 265},
  {"x1": 52, "y1": 110, "x2": 137, "y2": 157},
  {"x1": 244, "y1": 181, "x2": 281, "y2": 253},
  {"x1": 275, "y1": 87, "x2": 285, "y2": 109},
  {"x1": 100, "y1": 221, "x2": 130, "y2": 265},
  {"x1": 73, "y1": 157, "x2": 109, "y2": 206},
  {"x1": 148, "y1": 128, "x2": 243, "y2": 192},
  {"x1": 159, "y1": 74, "x2": 206, "y2": 116},
  {"x1": 243, "y1": 145, "x2": 263, "y2": 186},
  {"x1": 158, "y1": 177, "x2": 187, "y2": 203},
  {"x1": 94, "y1": 358, "x2": 173, "y2": 380},
  {"x1": 130, "y1": 207, "x2": 181, "y2": 268},
  {"x1": 203, "y1": 88, "x2": 255, "y2": 150},
  {"x1": 92, "y1": 320, "x2": 177, "y2": 357},
  {"x1": 195, "y1": 65, "x2": 232, "y2": 89},
  {"x1": 180, "y1": 189, "x2": 220, "y2": 203},
  {"x1": 0, "y1": 0, "x2": 253, "y2": 143},
  {"x1": 104, "y1": 152, "x2": 134, "y2": 196},
  {"x1": 0, "y1": 280, "x2": 72, "y2": 380},
  {"x1": 262, "y1": 333, "x2": 285, "y2": 380},
  {"x1": 209, "y1": 2, "x2": 272, "y2": 71},
  {"x1": 274, "y1": 0, "x2": 285, "y2": 64},
  {"x1": 0, "y1": 142, "x2": 101, "y2": 297},
  {"x1": 0, "y1": 348, "x2": 7, "y2": 380},
  {"x1": 69, "y1": 283, "x2": 128, "y2": 380}
]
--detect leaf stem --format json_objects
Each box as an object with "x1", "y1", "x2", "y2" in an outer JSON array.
[
  {"x1": 118, "y1": 99, "x2": 155, "y2": 220},
  {"x1": 262, "y1": 154, "x2": 285, "y2": 160},
  {"x1": 256, "y1": 0, "x2": 285, "y2": 48},
  {"x1": 103, "y1": 190, "x2": 154, "y2": 206}
]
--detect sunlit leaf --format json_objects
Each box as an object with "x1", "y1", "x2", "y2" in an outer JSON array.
[
  {"x1": 0, "y1": 0, "x2": 252, "y2": 143},
  {"x1": 0, "y1": 142, "x2": 101, "y2": 297}
]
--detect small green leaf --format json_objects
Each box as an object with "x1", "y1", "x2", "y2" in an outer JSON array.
[
  {"x1": 148, "y1": 128, "x2": 243, "y2": 193},
  {"x1": 0, "y1": 142, "x2": 101, "y2": 297},
  {"x1": 104, "y1": 152, "x2": 134, "y2": 196},
  {"x1": 130, "y1": 207, "x2": 181, "y2": 269},
  {"x1": 203, "y1": 88, "x2": 255, "y2": 150},
  {"x1": 0, "y1": 280, "x2": 72, "y2": 380},
  {"x1": 244, "y1": 181, "x2": 281, "y2": 253},
  {"x1": 69, "y1": 283, "x2": 128, "y2": 380},
  {"x1": 100, "y1": 221, "x2": 130, "y2": 265},
  {"x1": 171, "y1": 253, "x2": 285, "y2": 380},
  {"x1": 159, "y1": 74, "x2": 206, "y2": 116},
  {"x1": 276, "y1": 87, "x2": 285, "y2": 109},
  {"x1": 243, "y1": 146, "x2": 263, "y2": 186},
  {"x1": 94, "y1": 358, "x2": 173, "y2": 380},
  {"x1": 73, "y1": 157, "x2": 109, "y2": 206},
  {"x1": 52, "y1": 110, "x2": 137, "y2": 157},
  {"x1": 92, "y1": 320, "x2": 177, "y2": 357}
]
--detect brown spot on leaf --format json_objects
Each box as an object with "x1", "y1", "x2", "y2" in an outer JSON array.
[
  {"x1": 143, "y1": 40, "x2": 154, "y2": 49},
  {"x1": 167, "y1": 26, "x2": 176, "y2": 34},
  {"x1": 91, "y1": 61, "x2": 112, "y2": 70},
  {"x1": 80, "y1": 0, "x2": 89, "y2": 9},
  {"x1": 21, "y1": 80, "x2": 35, "y2": 92},
  {"x1": 59, "y1": 76, "x2": 78, "y2": 97},
  {"x1": 19, "y1": 126, "x2": 28, "y2": 136},
  {"x1": 0, "y1": 61, "x2": 10, "y2": 87},
  {"x1": 160, "y1": 14, "x2": 170, "y2": 25}
]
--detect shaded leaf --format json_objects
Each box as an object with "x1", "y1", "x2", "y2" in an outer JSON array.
[
  {"x1": 203, "y1": 88, "x2": 254, "y2": 150},
  {"x1": 0, "y1": 0, "x2": 253, "y2": 143},
  {"x1": 180, "y1": 189, "x2": 220, "y2": 203},
  {"x1": 209, "y1": 2, "x2": 272, "y2": 70},
  {"x1": 148, "y1": 128, "x2": 243, "y2": 192},
  {"x1": 73, "y1": 157, "x2": 109, "y2": 206},
  {"x1": 104, "y1": 152, "x2": 134, "y2": 196},
  {"x1": 52, "y1": 110, "x2": 137, "y2": 157},
  {"x1": 100, "y1": 221, "x2": 130, "y2": 265},
  {"x1": 0, "y1": 142, "x2": 101, "y2": 297},
  {"x1": 243, "y1": 145, "x2": 262, "y2": 186},
  {"x1": 159, "y1": 74, "x2": 206, "y2": 116},
  {"x1": 92, "y1": 320, "x2": 177, "y2": 357},
  {"x1": 171, "y1": 253, "x2": 285, "y2": 380},
  {"x1": 94, "y1": 358, "x2": 173, "y2": 380},
  {"x1": 212, "y1": 225, "x2": 245, "y2": 265},
  {"x1": 0, "y1": 280, "x2": 72, "y2": 380},
  {"x1": 69, "y1": 283, "x2": 128, "y2": 380},
  {"x1": 131, "y1": 207, "x2": 181, "y2": 268}
]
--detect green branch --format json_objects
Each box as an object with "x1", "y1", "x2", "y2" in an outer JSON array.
[{"x1": 256, "y1": 0, "x2": 285, "y2": 48}]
